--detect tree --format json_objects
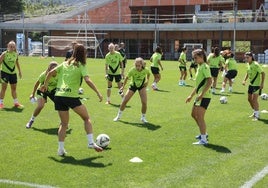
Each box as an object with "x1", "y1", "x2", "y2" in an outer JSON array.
[{"x1": 0, "y1": 0, "x2": 25, "y2": 14}]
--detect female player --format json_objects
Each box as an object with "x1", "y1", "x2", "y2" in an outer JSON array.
[
  {"x1": 242, "y1": 52, "x2": 265, "y2": 121},
  {"x1": 26, "y1": 61, "x2": 58, "y2": 128},
  {"x1": 178, "y1": 47, "x2": 187, "y2": 86},
  {"x1": 186, "y1": 49, "x2": 212, "y2": 145},
  {"x1": 42, "y1": 44, "x2": 103, "y2": 155},
  {"x1": 220, "y1": 50, "x2": 238, "y2": 93},
  {"x1": 105, "y1": 43, "x2": 124, "y2": 104},
  {"x1": 0, "y1": 40, "x2": 23, "y2": 109},
  {"x1": 113, "y1": 57, "x2": 150, "y2": 123},
  {"x1": 207, "y1": 47, "x2": 224, "y2": 94},
  {"x1": 150, "y1": 46, "x2": 163, "y2": 90}
]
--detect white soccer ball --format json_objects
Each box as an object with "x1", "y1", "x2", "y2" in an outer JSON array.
[
  {"x1": 219, "y1": 96, "x2": 228, "y2": 104},
  {"x1": 96, "y1": 134, "x2": 110, "y2": 148},
  {"x1": 261, "y1": 93, "x2": 268, "y2": 100},
  {"x1": 78, "y1": 87, "x2": 84, "y2": 94}
]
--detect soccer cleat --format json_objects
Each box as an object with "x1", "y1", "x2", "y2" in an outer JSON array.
[
  {"x1": 57, "y1": 149, "x2": 67, "y2": 156},
  {"x1": 141, "y1": 117, "x2": 148, "y2": 123},
  {"x1": 229, "y1": 88, "x2": 232, "y2": 93},
  {"x1": 252, "y1": 115, "x2": 259, "y2": 121},
  {"x1": 88, "y1": 143, "x2": 103, "y2": 152},
  {"x1": 220, "y1": 89, "x2": 225, "y2": 93},
  {"x1": 192, "y1": 139, "x2": 208, "y2": 145},
  {"x1": 195, "y1": 134, "x2": 209, "y2": 140},
  {"x1": 14, "y1": 103, "x2": 24, "y2": 109},
  {"x1": 26, "y1": 120, "x2": 34, "y2": 129},
  {"x1": 0, "y1": 103, "x2": 4, "y2": 109},
  {"x1": 113, "y1": 115, "x2": 121, "y2": 122},
  {"x1": 151, "y1": 85, "x2": 158, "y2": 90},
  {"x1": 105, "y1": 101, "x2": 111, "y2": 105},
  {"x1": 178, "y1": 82, "x2": 183, "y2": 86}
]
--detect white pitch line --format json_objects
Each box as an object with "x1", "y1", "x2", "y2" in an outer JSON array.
[
  {"x1": 241, "y1": 165, "x2": 268, "y2": 188},
  {"x1": 0, "y1": 179, "x2": 58, "y2": 188}
]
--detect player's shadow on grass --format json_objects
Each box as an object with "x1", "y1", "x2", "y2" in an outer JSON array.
[
  {"x1": 231, "y1": 91, "x2": 245, "y2": 95},
  {"x1": 109, "y1": 103, "x2": 131, "y2": 108},
  {"x1": 259, "y1": 118, "x2": 268, "y2": 124},
  {"x1": 153, "y1": 89, "x2": 170, "y2": 92},
  {"x1": 1, "y1": 107, "x2": 24, "y2": 112},
  {"x1": 48, "y1": 156, "x2": 112, "y2": 168},
  {"x1": 32, "y1": 127, "x2": 72, "y2": 135},
  {"x1": 119, "y1": 120, "x2": 161, "y2": 131},
  {"x1": 204, "y1": 143, "x2": 232, "y2": 153},
  {"x1": 213, "y1": 93, "x2": 231, "y2": 96}
]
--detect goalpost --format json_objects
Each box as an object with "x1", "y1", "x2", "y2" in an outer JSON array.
[{"x1": 43, "y1": 36, "x2": 101, "y2": 58}]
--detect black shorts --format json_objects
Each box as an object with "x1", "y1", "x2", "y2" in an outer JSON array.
[
  {"x1": 225, "y1": 70, "x2": 237, "y2": 79},
  {"x1": 190, "y1": 63, "x2": 197, "y2": 69},
  {"x1": 107, "y1": 74, "x2": 122, "y2": 82},
  {"x1": 37, "y1": 89, "x2": 56, "y2": 102},
  {"x1": 1, "y1": 71, "x2": 17, "y2": 84},
  {"x1": 210, "y1": 68, "x2": 220, "y2": 77},
  {"x1": 129, "y1": 85, "x2": 145, "y2": 92},
  {"x1": 248, "y1": 85, "x2": 260, "y2": 95},
  {"x1": 151, "y1": 66, "x2": 160, "y2": 74},
  {"x1": 54, "y1": 96, "x2": 82, "y2": 111},
  {"x1": 194, "y1": 98, "x2": 211, "y2": 110},
  {"x1": 179, "y1": 66, "x2": 187, "y2": 71}
]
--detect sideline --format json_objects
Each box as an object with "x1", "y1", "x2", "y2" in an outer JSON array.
[
  {"x1": 0, "y1": 179, "x2": 58, "y2": 188},
  {"x1": 241, "y1": 166, "x2": 268, "y2": 188}
]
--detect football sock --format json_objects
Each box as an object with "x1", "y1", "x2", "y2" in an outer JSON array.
[
  {"x1": 87, "y1": 134, "x2": 94, "y2": 144},
  {"x1": 14, "y1": 98, "x2": 18, "y2": 104},
  {"x1": 58, "y1": 141, "x2": 64, "y2": 150},
  {"x1": 254, "y1": 111, "x2": 259, "y2": 118},
  {"x1": 30, "y1": 115, "x2": 35, "y2": 121},
  {"x1": 201, "y1": 134, "x2": 207, "y2": 141}
]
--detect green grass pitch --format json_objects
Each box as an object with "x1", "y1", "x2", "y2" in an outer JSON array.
[{"x1": 0, "y1": 56, "x2": 268, "y2": 188}]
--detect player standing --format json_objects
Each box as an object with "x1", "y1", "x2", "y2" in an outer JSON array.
[
  {"x1": 0, "y1": 40, "x2": 23, "y2": 109},
  {"x1": 178, "y1": 47, "x2": 187, "y2": 86},
  {"x1": 42, "y1": 44, "x2": 103, "y2": 155},
  {"x1": 207, "y1": 47, "x2": 224, "y2": 94},
  {"x1": 105, "y1": 43, "x2": 124, "y2": 104},
  {"x1": 114, "y1": 57, "x2": 150, "y2": 123},
  {"x1": 186, "y1": 49, "x2": 212, "y2": 145},
  {"x1": 242, "y1": 52, "x2": 265, "y2": 121},
  {"x1": 150, "y1": 46, "x2": 163, "y2": 90}
]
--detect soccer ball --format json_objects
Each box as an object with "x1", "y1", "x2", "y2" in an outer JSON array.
[
  {"x1": 96, "y1": 134, "x2": 110, "y2": 148},
  {"x1": 219, "y1": 96, "x2": 228, "y2": 104},
  {"x1": 78, "y1": 87, "x2": 84, "y2": 94},
  {"x1": 261, "y1": 93, "x2": 268, "y2": 100}
]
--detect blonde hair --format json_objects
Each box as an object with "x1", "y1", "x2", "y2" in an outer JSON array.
[
  {"x1": 7, "y1": 40, "x2": 17, "y2": 52},
  {"x1": 135, "y1": 57, "x2": 146, "y2": 68}
]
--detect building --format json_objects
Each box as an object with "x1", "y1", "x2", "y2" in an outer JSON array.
[{"x1": 0, "y1": 0, "x2": 268, "y2": 61}]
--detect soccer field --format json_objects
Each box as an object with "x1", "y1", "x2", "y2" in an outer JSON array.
[{"x1": 0, "y1": 56, "x2": 268, "y2": 188}]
